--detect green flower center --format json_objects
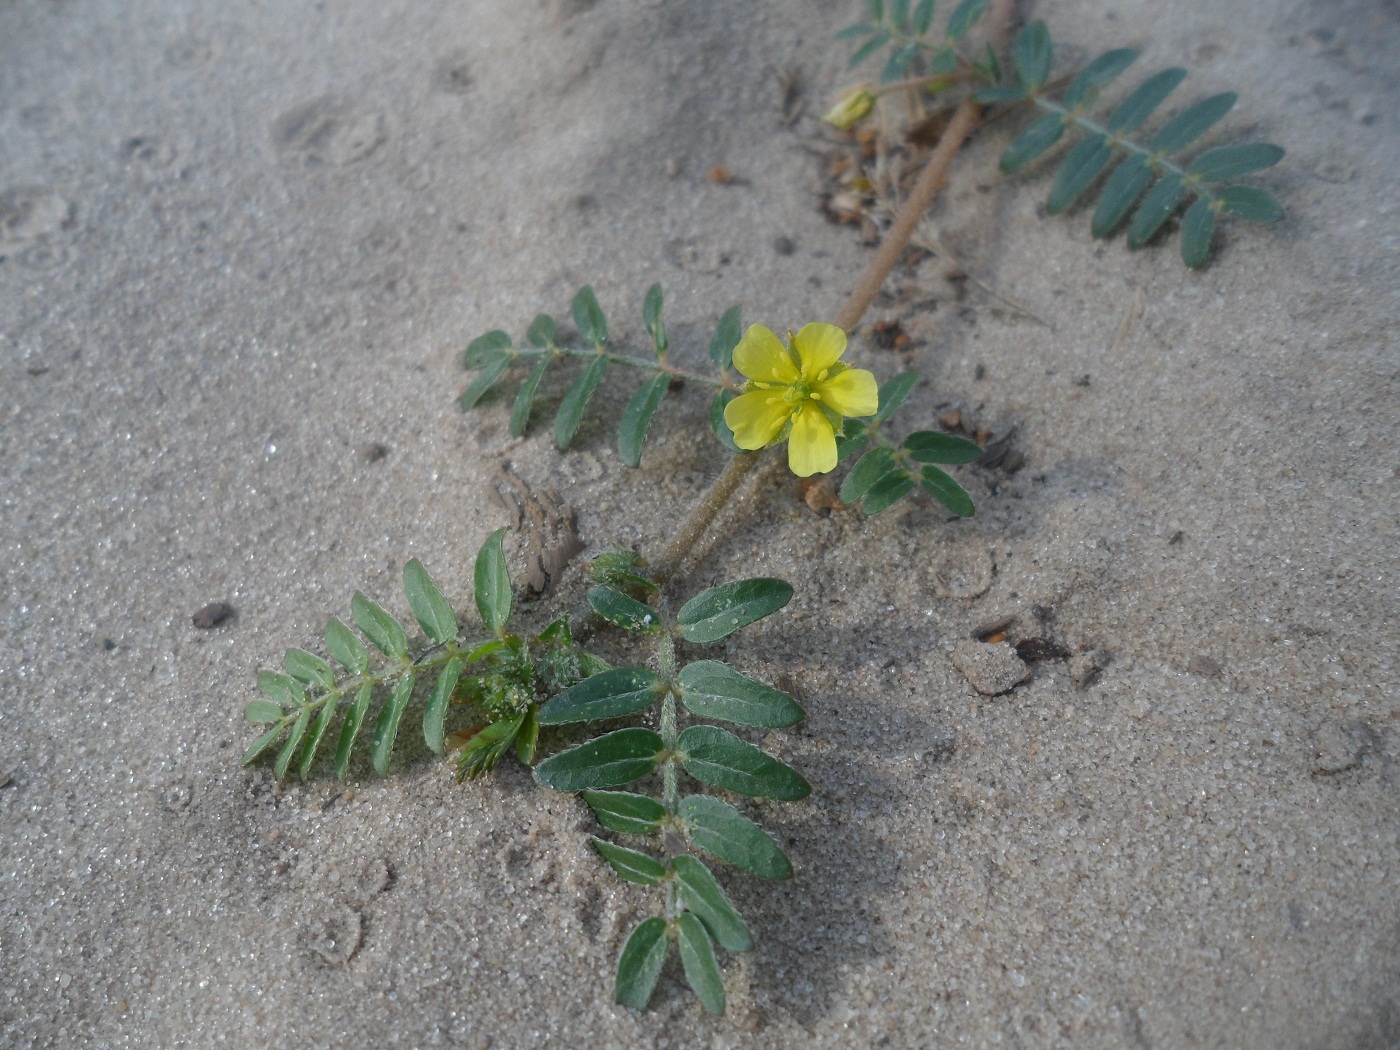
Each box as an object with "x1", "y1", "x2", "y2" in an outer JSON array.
[{"x1": 783, "y1": 380, "x2": 813, "y2": 405}]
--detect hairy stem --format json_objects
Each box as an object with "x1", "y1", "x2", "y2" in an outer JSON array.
[
  {"x1": 652, "y1": 452, "x2": 762, "y2": 586},
  {"x1": 514, "y1": 345, "x2": 736, "y2": 391}
]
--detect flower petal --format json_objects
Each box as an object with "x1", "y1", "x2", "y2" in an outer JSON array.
[
  {"x1": 815, "y1": 367, "x2": 879, "y2": 418},
  {"x1": 732, "y1": 325, "x2": 799, "y2": 385},
  {"x1": 787, "y1": 402, "x2": 838, "y2": 477},
  {"x1": 724, "y1": 390, "x2": 792, "y2": 450},
  {"x1": 792, "y1": 323, "x2": 847, "y2": 379}
]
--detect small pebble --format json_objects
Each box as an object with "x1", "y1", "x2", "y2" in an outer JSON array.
[{"x1": 192, "y1": 601, "x2": 233, "y2": 629}]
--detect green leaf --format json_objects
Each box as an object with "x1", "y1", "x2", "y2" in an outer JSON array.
[
  {"x1": 642, "y1": 283, "x2": 666, "y2": 356},
  {"x1": 324, "y1": 617, "x2": 369, "y2": 676},
  {"x1": 1046, "y1": 133, "x2": 1114, "y2": 215},
  {"x1": 553, "y1": 353, "x2": 609, "y2": 451},
  {"x1": 840, "y1": 448, "x2": 899, "y2": 505},
  {"x1": 515, "y1": 706, "x2": 538, "y2": 766},
  {"x1": 1000, "y1": 112, "x2": 1065, "y2": 174},
  {"x1": 946, "y1": 0, "x2": 988, "y2": 41},
  {"x1": 509, "y1": 355, "x2": 550, "y2": 438},
  {"x1": 536, "y1": 667, "x2": 665, "y2": 725},
  {"x1": 1150, "y1": 92, "x2": 1236, "y2": 154},
  {"x1": 835, "y1": 430, "x2": 870, "y2": 464},
  {"x1": 847, "y1": 30, "x2": 891, "y2": 70},
  {"x1": 709, "y1": 306, "x2": 743, "y2": 372},
  {"x1": 1179, "y1": 195, "x2": 1216, "y2": 269},
  {"x1": 1091, "y1": 155, "x2": 1155, "y2": 237},
  {"x1": 618, "y1": 372, "x2": 670, "y2": 468},
  {"x1": 919, "y1": 465, "x2": 976, "y2": 516},
  {"x1": 284, "y1": 648, "x2": 334, "y2": 691},
  {"x1": 677, "y1": 725, "x2": 811, "y2": 801},
  {"x1": 533, "y1": 727, "x2": 665, "y2": 791},
  {"x1": 904, "y1": 430, "x2": 982, "y2": 463},
  {"x1": 710, "y1": 389, "x2": 742, "y2": 453},
  {"x1": 880, "y1": 41, "x2": 921, "y2": 85},
  {"x1": 457, "y1": 352, "x2": 511, "y2": 411},
  {"x1": 473, "y1": 527, "x2": 512, "y2": 633},
  {"x1": 351, "y1": 592, "x2": 408, "y2": 660},
  {"x1": 615, "y1": 917, "x2": 669, "y2": 1011},
  {"x1": 242, "y1": 725, "x2": 284, "y2": 766},
  {"x1": 463, "y1": 330, "x2": 512, "y2": 369},
  {"x1": 836, "y1": 22, "x2": 877, "y2": 41},
  {"x1": 671, "y1": 855, "x2": 753, "y2": 953},
  {"x1": 591, "y1": 838, "x2": 667, "y2": 886},
  {"x1": 584, "y1": 550, "x2": 657, "y2": 592},
  {"x1": 258, "y1": 670, "x2": 305, "y2": 706},
  {"x1": 334, "y1": 683, "x2": 372, "y2": 780},
  {"x1": 913, "y1": 0, "x2": 935, "y2": 36},
  {"x1": 1188, "y1": 143, "x2": 1285, "y2": 183},
  {"x1": 298, "y1": 696, "x2": 339, "y2": 778},
  {"x1": 571, "y1": 285, "x2": 608, "y2": 349},
  {"x1": 402, "y1": 559, "x2": 457, "y2": 645},
  {"x1": 1062, "y1": 47, "x2": 1140, "y2": 110},
  {"x1": 890, "y1": 0, "x2": 910, "y2": 29},
  {"x1": 371, "y1": 671, "x2": 416, "y2": 775},
  {"x1": 525, "y1": 313, "x2": 556, "y2": 349},
  {"x1": 1217, "y1": 185, "x2": 1284, "y2": 223},
  {"x1": 866, "y1": 0, "x2": 884, "y2": 22},
  {"x1": 874, "y1": 372, "x2": 919, "y2": 423},
  {"x1": 677, "y1": 661, "x2": 804, "y2": 729},
  {"x1": 454, "y1": 714, "x2": 524, "y2": 780},
  {"x1": 275, "y1": 706, "x2": 311, "y2": 780},
  {"x1": 677, "y1": 578, "x2": 794, "y2": 644},
  {"x1": 1011, "y1": 20, "x2": 1052, "y2": 90},
  {"x1": 581, "y1": 790, "x2": 667, "y2": 836},
  {"x1": 861, "y1": 468, "x2": 915, "y2": 514},
  {"x1": 245, "y1": 699, "x2": 285, "y2": 724},
  {"x1": 677, "y1": 913, "x2": 725, "y2": 1015},
  {"x1": 423, "y1": 656, "x2": 463, "y2": 755},
  {"x1": 1127, "y1": 173, "x2": 1187, "y2": 248},
  {"x1": 974, "y1": 84, "x2": 1029, "y2": 105},
  {"x1": 1105, "y1": 68, "x2": 1188, "y2": 134},
  {"x1": 587, "y1": 586, "x2": 662, "y2": 633},
  {"x1": 680, "y1": 794, "x2": 793, "y2": 881}
]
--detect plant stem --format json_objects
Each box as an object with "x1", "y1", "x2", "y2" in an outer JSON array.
[
  {"x1": 652, "y1": 451, "x2": 762, "y2": 585},
  {"x1": 514, "y1": 345, "x2": 736, "y2": 391}
]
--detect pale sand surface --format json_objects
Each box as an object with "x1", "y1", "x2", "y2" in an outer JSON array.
[{"x1": 2, "y1": 0, "x2": 1398, "y2": 1047}]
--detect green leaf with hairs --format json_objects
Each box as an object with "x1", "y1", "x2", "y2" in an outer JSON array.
[
  {"x1": 509, "y1": 356, "x2": 550, "y2": 438},
  {"x1": 1011, "y1": 20, "x2": 1052, "y2": 90},
  {"x1": 275, "y1": 706, "x2": 312, "y2": 780},
  {"x1": 242, "y1": 725, "x2": 284, "y2": 766},
  {"x1": 324, "y1": 616, "x2": 368, "y2": 676},
  {"x1": 677, "y1": 913, "x2": 725, "y2": 1015},
  {"x1": 403, "y1": 559, "x2": 457, "y2": 645},
  {"x1": 1188, "y1": 143, "x2": 1285, "y2": 183},
  {"x1": 371, "y1": 671, "x2": 416, "y2": 775},
  {"x1": 861, "y1": 468, "x2": 915, "y2": 514},
  {"x1": 710, "y1": 389, "x2": 742, "y2": 453},
  {"x1": 553, "y1": 353, "x2": 609, "y2": 451},
  {"x1": 919, "y1": 465, "x2": 975, "y2": 516},
  {"x1": 1127, "y1": 173, "x2": 1187, "y2": 248},
  {"x1": 912, "y1": 0, "x2": 935, "y2": 36},
  {"x1": 618, "y1": 372, "x2": 670, "y2": 468},
  {"x1": 536, "y1": 667, "x2": 665, "y2": 726},
  {"x1": 615, "y1": 917, "x2": 670, "y2": 1011},
  {"x1": 904, "y1": 430, "x2": 982, "y2": 464},
  {"x1": 258, "y1": 669, "x2": 305, "y2": 707},
  {"x1": 709, "y1": 306, "x2": 743, "y2": 372},
  {"x1": 874, "y1": 372, "x2": 919, "y2": 423},
  {"x1": 525, "y1": 313, "x2": 556, "y2": 349},
  {"x1": 571, "y1": 285, "x2": 608, "y2": 349},
  {"x1": 1047, "y1": 134, "x2": 1114, "y2": 215},
  {"x1": 592, "y1": 838, "x2": 667, "y2": 886},
  {"x1": 473, "y1": 528, "x2": 511, "y2": 633},
  {"x1": 672, "y1": 855, "x2": 753, "y2": 952},
  {"x1": 1092, "y1": 155, "x2": 1155, "y2": 237},
  {"x1": 582, "y1": 790, "x2": 667, "y2": 836},
  {"x1": 643, "y1": 283, "x2": 667, "y2": 357},
  {"x1": 334, "y1": 683, "x2": 372, "y2": 780},
  {"x1": 455, "y1": 713, "x2": 524, "y2": 780},
  {"x1": 1150, "y1": 92, "x2": 1236, "y2": 154},
  {"x1": 677, "y1": 660, "x2": 804, "y2": 729},
  {"x1": 946, "y1": 0, "x2": 988, "y2": 41},
  {"x1": 1000, "y1": 113, "x2": 1065, "y2": 174},
  {"x1": 848, "y1": 30, "x2": 891, "y2": 70},
  {"x1": 680, "y1": 794, "x2": 793, "y2": 880},
  {"x1": 840, "y1": 448, "x2": 899, "y2": 505},
  {"x1": 463, "y1": 330, "x2": 511, "y2": 369},
  {"x1": 298, "y1": 697, "x2": 338, "y2": 778},
  {"x1": 457, "y1": 352, "x2": 511, "y2": 411},
  {"x1": 284, "y1": 648, "x2": 334, "y2": 691},
  {"x1": 1179, "y1": 195, "x2": 1216, "y2": 269},
  {"x1": 533, "y1": 727, "x2": 665, "y2": 791},
  {"x1": 351, "y1": 592, "x2": 408, "y2": 660},
  {"x1": 677, "y1": 578, "x2": 793, "y2": 644},
  {"x1": 677, "y1": 725, "x2": 811, "y2": 801},
  {"x1": 1063, "y1": 48, "x2": 1139, "y2": 110},
  {"x1": 587, "y1": 586, "x2": 662, "y2": 634},
  {"x1": 423, "y1": 656, "x2": 463, "y2": 755},
  {"x1": 245, "y1": 699, "x2": 284, "y2": 724},
  {"x1": 1105, "y1": 68, "x2": 1187, "y2": 133},
  {"x1": 1218, "y1": 185, "x2": 1284, "y2": 223}
]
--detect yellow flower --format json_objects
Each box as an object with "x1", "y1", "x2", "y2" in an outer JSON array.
[
  {"x1": 823, "y1": 84, "x2": 877, "y2": 130},
  {"x1": 724, "y1": 323, "x2": 879, "y2": 477}
]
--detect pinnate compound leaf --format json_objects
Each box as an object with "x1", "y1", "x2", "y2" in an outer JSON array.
[
  {"x1": 1092, "y1": 155, "x2": 1155, "y2": 237},
  {"x1": 423, "y1": 656, "x2": 463, "y2": 756},
  {"x1": 554, "y1": 353, "x2": 610, "y2": 451},
  {"x1": 1188, "y1": 143, "x2": 1285, "y2": 183},
  {"x1": 874, "y1": 372, "x2": 919, "y2": 423},
  {"x1": 1218, "y1": 185, "x2": 1284, "y2": 223},
  {"x1": 335, "y1": 683, "x2": 372, "y2": 780},
  {"x1": 324, "y1": 617, "x2": 369, "y2": 676},
  {"x1": 1000, "y1": 113, "x2": 1065, "y2": 174},
  {"x1": 677, "y1": 725, "x2": 811, "y2": 800},
  {"x1": 1105, "y1": 68, "x2": 1188, "y2": 133},
  {"x1": 677, "y1": 913, "x2": 726, "y2": 1016},
  {"x1": 275, "y1": 706, "x2": 312, "y2": 780},
  {"x1": 571, "y1": 285, "x2": 608, "y2": 349},
  {"x1": 1012, "y1": 20, "x2": 1052, "y2": 90},
  {"x1": 587, "y1": 586, "x2": 662, "y2": 634},
  {"x1": 1179, "y1": 195, "x2": 1216, "y2": 269},
  {"x1": 463, "y1": 330, "x2": 512, "y2": 369},
  {"x1": 457, "y1": 352, "x2": 511, "y2": 411},
  {"x1": 525, "y1": 313, "x2": 556, "y2": 349},
  {"x1": 710, "y1": 390, "x2": 742, "y2": 453},
  {"x1": 618, "y1": 372, "x2": 670, "y2": 468},
  {"x1": 840, "y1": 448, "x2": 899, "y2": 505},
  {"x1": 582, "y1": 790, "x2": 667, "y2": 836},
  {"x1": 1127, "y1": 173, "x2": 1187, "y2": 248},
  {"x1": 671, "y1": 855, "x2": 753, "y2": 953},
  {"x1": 245, "y1": 699, "x2": 285, "y2": 724},
  {"x1": 919, "y1": 465, "x2": 976, "y2": 516},
  {"x1": 403, "y1": 559, "x2": 457, "y2": 645},
  {"x1": 473, "y1": 527, "x2": 511, "y2": 633},
  {"x1": 298, "y1": 697, "x2": 338, "y2": 778},
  {"x1": 533, "y1": 727, "x2": 665, "y2": 791},
  {"x1": 615, "y1": 917, "x2": 669, "y2": 1011},
  {"x1": 284, "y1": 648, "x2": 334, "y2": 691},
  {"x1": 677, "y1": 578, "x2": 793, "y2": 644},
  {"x1": 509, "y1": 356, "x2": 550, "y2": 438},
  {"x1": 946, "y1": 0, "x2": 988, "y2": 41},
  {"x1": 680, "y1": 794, "x2": 793, "y2": 880},
  {"x1": 371, "y1": 671, "x2": 416, "y2": 775},
  {"x1": 904, "y1": 430, "x2": 982, "y2": 464},
  {"x1": 1047, "y1": 134, "x2": 1114, "y2": 215},
  {"x1": 847, "y1": 31, "x2": 891, "y2": 70},
  {"x1": 591, "y1": 838, "x2": 667, "y2": 886},
  {"x1": 860, "y1": 468, "x2": 915, "y2": 514},
  {"x1": 536, "y1": 667, "x2": 664, "y2": 726},
  {"x1": 677, "y1": 661, "x2": 804, "y2": 729},
  {"x1": 258, "y1": 670, "x2": 305, "y2": 706},
  {"x1": 1063, "y1": 47, "x2": 1140, "y2": 109},
  {"x1": 709, "y1": 306, "x2": 743, "y2": 372},
  {"x1": 351, "y1": 592, "x2": 408, "y2": 660},
  {"x1": 1150, "y1": 92, "x2": 1236, "y2": 154}
]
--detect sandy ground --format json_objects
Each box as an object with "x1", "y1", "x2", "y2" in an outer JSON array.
[{"x1": 2, "y1": 0, "x2": 1398, "y2": 1046}]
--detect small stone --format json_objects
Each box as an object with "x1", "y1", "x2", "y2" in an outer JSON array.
[
  {"x1": 1070, "y1": 648, "x2": 1111, "y2": 690},
  {"x1": 950, "y1": 640, "x2": 1030, "y2": 696},
  {"x1": 191, "y1": 601, "x2": 233, "y2": 629}
]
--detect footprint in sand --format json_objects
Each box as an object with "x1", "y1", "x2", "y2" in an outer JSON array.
[{"x1": 273, "y1": 97, "x2": 386, "y2": 167}]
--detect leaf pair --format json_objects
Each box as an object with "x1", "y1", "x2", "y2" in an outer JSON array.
[{"x1": 840, "y1": 430, "x2": 979, "y2": 516}]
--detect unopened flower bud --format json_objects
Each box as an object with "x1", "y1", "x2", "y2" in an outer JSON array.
[{"x1": 823, "y1": 85, "x2": 877, "y2": 130}]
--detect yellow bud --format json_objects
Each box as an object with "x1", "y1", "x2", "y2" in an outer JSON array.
[{"x1": 822, "y1": 85, "x2": 877, "y2": 131}]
